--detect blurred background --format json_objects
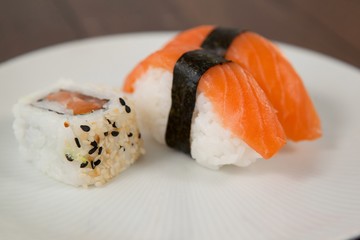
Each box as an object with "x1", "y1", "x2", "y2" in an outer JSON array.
[{"x1": 0, "y1": 0, "x2": 359, "y2": 67}]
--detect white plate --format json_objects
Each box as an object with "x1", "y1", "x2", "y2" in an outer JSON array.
[{"x1": 0, "y1": 32, "x2": 359, "y2": 240}]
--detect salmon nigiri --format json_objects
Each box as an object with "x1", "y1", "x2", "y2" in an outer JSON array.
[
  {"x1": 164, "y1": 25, "x2": 322, "y2": 141},
  {"x1": 123, "y1": 45, "x2": 286, "y2": 169}
]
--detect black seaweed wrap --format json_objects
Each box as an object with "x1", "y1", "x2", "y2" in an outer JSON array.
[
  {"x1": 201, "y1": 27, "x2": 243, "y2": 57},
  {"x1": 165, "y1": 49, "x2": 229, "y2": 154}
]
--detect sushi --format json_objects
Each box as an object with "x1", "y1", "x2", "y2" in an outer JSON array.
[
  {"x1": 164, "y1": 25, "x2": 322, "y2": 141},
  {"x1": 13, "y1": 81, "x2": 144, "y2": 187},
  {"x1": 123, "y1": 46, "x2": 286, "y2": 169}
]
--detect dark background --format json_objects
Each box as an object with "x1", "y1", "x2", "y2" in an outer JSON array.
[{"x1": 0, "y1": 0, "x2": 359, "y2": 68}]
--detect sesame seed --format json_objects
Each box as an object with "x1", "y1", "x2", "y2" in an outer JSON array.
[
  {"x1": 90, "y1": 141, "x2": 98, "y2": 147},
  {"x1": 127, "y1": 132, "x2": 133, "y2": 137},
  {"x1": 75, "y1": 138, "x2": 81, "y2": 148},
  {"x1": 65, "y1": 154, "x2": 73, "y2": 161},
  {"x1": 138, "y1": 133, "x2": 141, "y2": 139},
  {"x1": 104, "y1": 132, "x2": 109, "y2": 136},
  {"x1": 80, "y1": 162, "x2": 88, "y2": 168},
  {"x1": 91, "y1": 161, "x2": 95, "y2": 169},
  {"x1": 89, "y1": 146, "x2": 98, "y2": 155},
  {"x1": 125, "y1": 105, "x2": 131, "y2": 113},
  {"x1": 98, "y1": 147, "x2": 103, "y2": 155},
  {"x1": 111, "y1": 131, "x2": 119, "y2": 137},
  {"x1": 94, "y1": 159, "x2": 101, "y2": 166},
  {"x1": 112, "y1": 122, "x2": 117, "y2": 128},
  {"x1": 80, "y1": 125, "x2": 91, "y2": 132},
  {"x1": 106, "y1": 118, "x2": 111, "y2": 124},
  {"x1": 119, "y1": 98, "x2": 126, "y2": 106}
]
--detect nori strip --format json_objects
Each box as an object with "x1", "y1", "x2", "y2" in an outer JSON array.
[
  {"x1": 201, "y1": 27, "x2": 243, "y2": 57},
  {"x1": 165, "y1": 49, "x2": 229, "y2": 154}
]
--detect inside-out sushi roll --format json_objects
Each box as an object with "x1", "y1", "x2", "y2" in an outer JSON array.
[
  {"x1": 123, "y1": 46, "x2": 286, "y2": 169},
  {"x1": 164, "y1": 25, "x2": 322, "y2": 141},
  {"x1": 13, "y1": 80, "x2": 144, "y2": 187}
]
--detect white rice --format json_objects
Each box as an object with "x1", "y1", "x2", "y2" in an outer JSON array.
[
  {"x1": 132, "y1": 68, "x2": 260, "y2": 169},
  {"x1": 13, "y1": 80, "x2": 144, "y2": 187}
]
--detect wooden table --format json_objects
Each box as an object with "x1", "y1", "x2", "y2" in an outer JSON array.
[{"x1": 0, "y1": 0, "x2": 359, "y2": 68}]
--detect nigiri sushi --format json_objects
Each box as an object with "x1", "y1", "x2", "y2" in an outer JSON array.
[
  {"x1": 123, "y1": 46, "x2": 286, "y2": 169},
  {"x1": 13, "y1": 81, "x2": 144, "y2": 187},
  {"x1": 164, "y1": 25, "x2": 322, "y2": 141}
]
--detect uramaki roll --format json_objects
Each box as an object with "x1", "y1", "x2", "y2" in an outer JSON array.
[{"x1": 13, "y1": 81, "x2": 144, "y2": 187}]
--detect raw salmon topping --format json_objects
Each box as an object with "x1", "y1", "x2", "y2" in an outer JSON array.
[{"x1": 163, "y1": 25, "x2": 322, "y2": 141}]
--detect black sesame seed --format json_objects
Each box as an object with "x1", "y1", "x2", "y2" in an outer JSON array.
[
  {"x1": 80, "y1": 162, "x2": 88, "y2": 168},
  {"x1": 125, "y1": 105, "x2": 131, "y2": 113},
  {"x1": 94, "y1": 159, "x2": 101, "y2": 166},
  {"x1": 75, "y1": 138, "x2": 81, "y2": 148},
  {"x1": 106, "y1": 118, "x2": 112, "y2": 124},
  {"x1": 127, "y1": 132, "x2": 133, "y2": 137},
  {"x1": 98, "y1": 147, "x2": 103, "y2": 155},
  {"x1": 90, "y1": 161, "x2": 95, "y2": 169},
  {"x1": 80, "y1": 125, "x2": 91, "y2": 132},
  {"x1": 119, "y1": 145, "x2": 123, "y2": 149},
  {"x1": 138, "y1": 133, "x2": 141, "y2": 139},
  {"x1": 112, "y1": 122, "x2": 117, "y2": 128},
  {"x1": 111, "y1": 131, "x2": 119, "y2": 137},
  {"x1": 123, "y1": 148, "x2": 126, "y2": 152},
  {"x1": 88, "y1": 146, "x2": 98, "y2": 155},
  {"x1": 119, "y1": 98, "x2": 126, "y2": 106},
  {"x1": 104, "y1": 132, "x2": 109, "y2": 136},
  {"x1": 131, "y1": 143, "x2": 134, "y2": 146},
  {"x1": 65, "y1": 154, "x2": 74, "y2": 161},
  {"x1": 90, "y1": 141, "x2": 98, "y2": 147}
]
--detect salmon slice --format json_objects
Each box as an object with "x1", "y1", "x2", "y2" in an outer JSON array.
[
  {"x1": 164, "y1": 25, "x2": 214, "y2": 49},
  {"x1": 46, "y1": 90, "x2": 108, "y2": 115},
  {"x1": 123, "y1": 45, "x2": 198, "y2": 93},
  {"x1": 199, "y1": 62, "x2": 286, "y2": 158},
  {"x1": 227, "y1": 33, "x2": 321, "y2": 141},
  {"x1": 163, "y1": 26, "x2": 322, "y2": 141},
  {"x1": 124, "y1": 46, "x2": 286, "y2": 158}
]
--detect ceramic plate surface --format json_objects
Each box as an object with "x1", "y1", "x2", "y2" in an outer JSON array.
[{"x1": 0, "y1": 32, "x2": 359, "y2": 240}]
